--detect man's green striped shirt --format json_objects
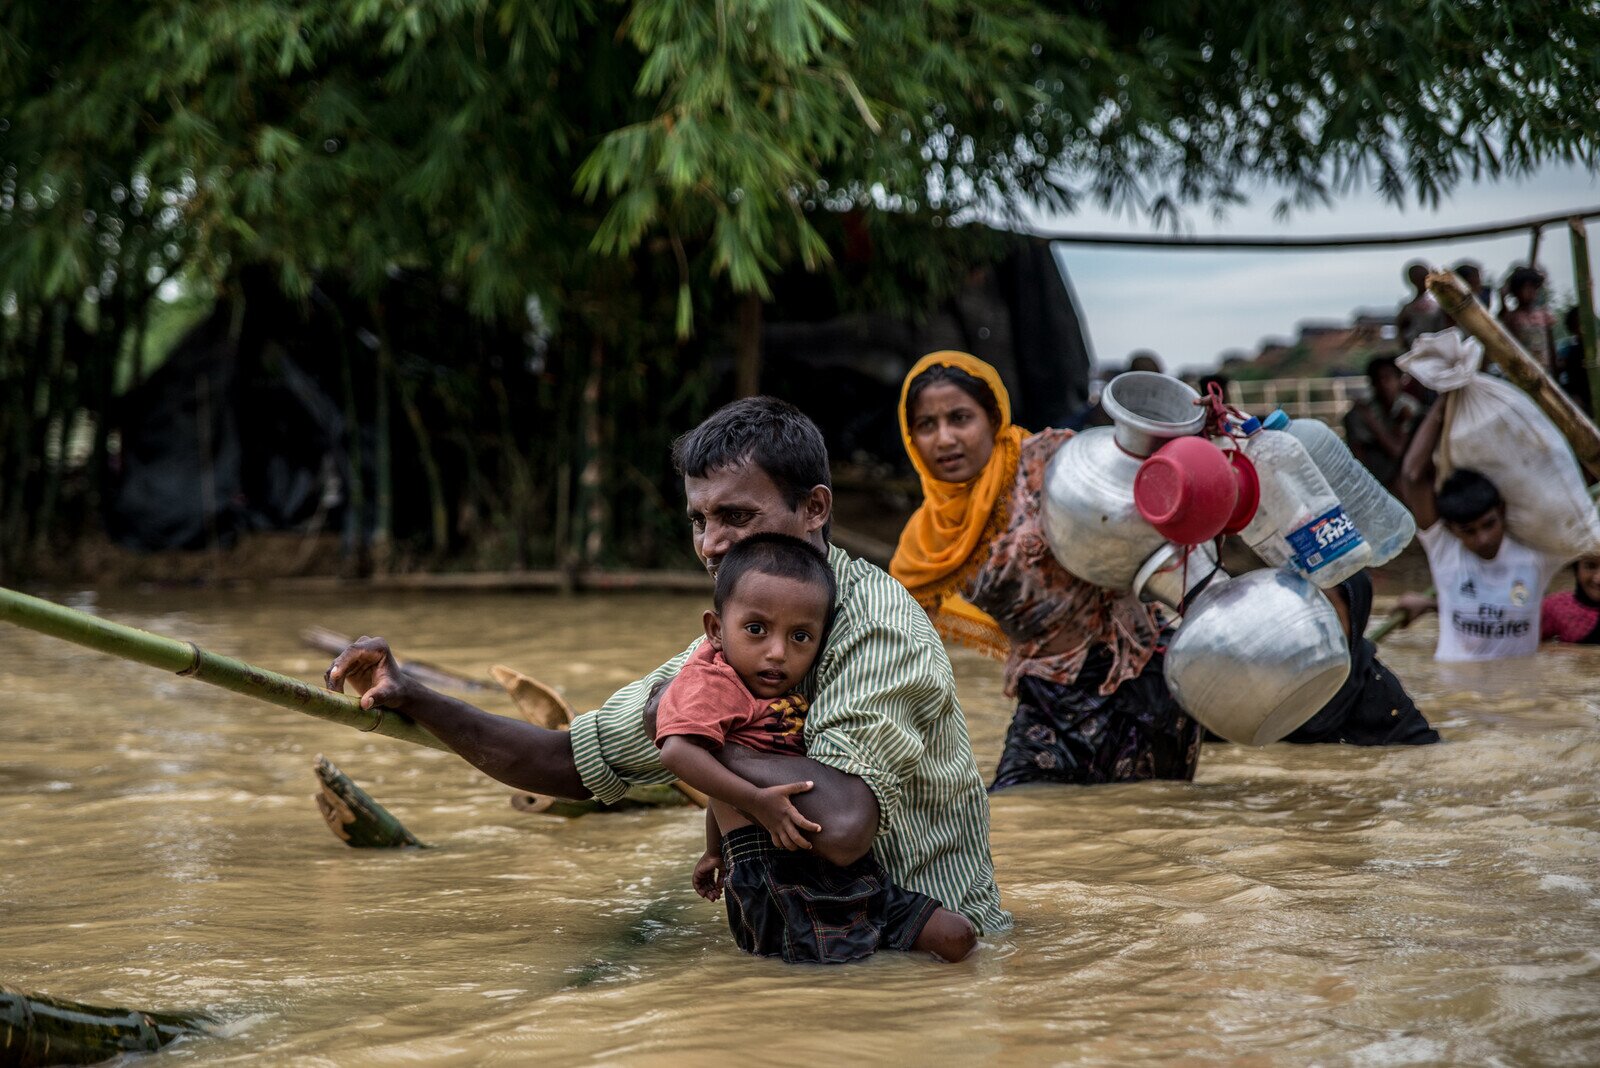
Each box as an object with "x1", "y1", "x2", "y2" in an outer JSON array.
[{"x1": 568, "y1": 546, "x2": 1011, "y2": 934}]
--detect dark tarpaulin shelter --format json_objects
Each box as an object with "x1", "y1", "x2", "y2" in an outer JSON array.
[
  {"x1": 107, "y1": 281, "x2": 345, "y2": 551},
  {"x1": 760, "y1": 235, "x2": 1092, "y2": 462}
]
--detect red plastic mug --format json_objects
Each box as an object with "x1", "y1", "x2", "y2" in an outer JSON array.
[{"x1": 1134, "y1": 436, "x2": 1240, "y2": 545}]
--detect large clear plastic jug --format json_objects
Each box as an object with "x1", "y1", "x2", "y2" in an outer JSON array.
[
  {"x1": 1235, "y1": 415, "x2": 1373, "y2": 587},
  {"x1": 1274, "y1": 411, "x2": 1416, "y2": 567}
]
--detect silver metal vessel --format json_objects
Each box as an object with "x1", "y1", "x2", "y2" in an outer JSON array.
[
  {"x1": 1162, "y1": 568, "x2": 1351, "y2": 745},
  {"x1": 1042, "y1": 372, "x2": 1206, "y2": 591}
]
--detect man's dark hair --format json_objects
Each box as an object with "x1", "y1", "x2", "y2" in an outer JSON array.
[
  {"x1": 672, "y1": 396, "x2": 831, "y2": 508},
  {"x1": 1366, "y1": 355, "x2": 1401, "y2": 383},
  {"x1": 904, "y1": 364, "x2": 1002, "y2": 429},
  {"x1": 1437, "y1": 468, "x2": 1504, "y2": 524},
  {"x1": 712, "y1": 533, "x2": 837, "y2": 625}
]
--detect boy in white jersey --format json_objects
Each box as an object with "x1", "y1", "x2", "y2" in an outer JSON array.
[{"x1": 1397, "y1": 402, "x2": 1571, "y2": 661}]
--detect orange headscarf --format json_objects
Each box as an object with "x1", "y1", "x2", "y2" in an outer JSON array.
[{"x1": 890, "y1": 351, "x2": 1029, "y2": 660}]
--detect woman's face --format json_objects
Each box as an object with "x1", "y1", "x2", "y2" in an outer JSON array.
[
  {"x1": 1578, "y1": 556, "x2": 1600, "y2": 601},
  {"x1": 909, "y1": 382, "x2": 996, "y2": 483}
]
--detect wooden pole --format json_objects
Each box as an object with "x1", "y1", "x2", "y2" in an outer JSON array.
[
  {"x1": 1426, "y1": 270, "x2": 1600, "y2": 477},
  {"x1": 1571, "y1": 216, "x2": 1600, "y2": 407},
  {"x1": 372, "y1": 326, "x2": 394, "y2": 573},
  {"x1": 0, "y1": 585, "x2": 450, "y2": 751},
  {"x1": 735, "y1": 293, "x2": 763, "y2": 398}
]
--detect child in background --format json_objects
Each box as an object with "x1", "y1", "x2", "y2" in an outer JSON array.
[
  {"x1": 653, "y1": 532, "x2": 976, "y2": 964},
  {"x1": 1542, "y1": 555, "x2": 1600, "y2": 645},
  {"x1": 1498, "y1": 266, "x2": 1557, "y2": 371},
  {"x1": 1397, "y1": 403, "x2": 1572, "y2": 661}
]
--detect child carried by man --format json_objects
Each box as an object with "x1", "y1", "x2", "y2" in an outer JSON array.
[{"x1": 651, "y1": 533, "x2": 975, "y2": 964}]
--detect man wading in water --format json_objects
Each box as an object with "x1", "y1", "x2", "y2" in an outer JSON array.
[{"x1": 326, "y1": 397, "x2": 1011, "y2": 938}]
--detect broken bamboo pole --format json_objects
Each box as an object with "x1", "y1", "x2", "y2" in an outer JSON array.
[
  {"x1": 1427, "y1": 270, "x2": 1600, "y2": 477},
  {"x1": 313, "y1": 755, "x2": 424, "y2": 848},
  {"x1": 0, "y1": 984, "x2": 213, "y2": 1065}
]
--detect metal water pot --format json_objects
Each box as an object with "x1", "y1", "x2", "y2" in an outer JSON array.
[
  {"x1": 1158, "y1": 568, "x2": 1351, "y2": 746},
  {"x1": 1042, "y1": 372, "x2": 1206, "y2": 591}
]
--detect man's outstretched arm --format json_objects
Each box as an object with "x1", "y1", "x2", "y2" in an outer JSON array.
[{"x1": 326, "y1": 637, "x2": 590, "y2": 799}]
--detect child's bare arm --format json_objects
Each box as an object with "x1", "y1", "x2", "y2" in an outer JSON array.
[
  {"x1": 693, "y1": 807, "x2": 725, "y2": 901},
  {"x1": 659, "y1": 735, "x2": 822, "y2": 850}
]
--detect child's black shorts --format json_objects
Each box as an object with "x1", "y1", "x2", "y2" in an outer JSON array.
[{"x1": 720, "y1": 825, "x2": 941, "y2": 964}]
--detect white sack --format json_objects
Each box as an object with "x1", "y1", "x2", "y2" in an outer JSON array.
[{"x1": 1399, "y1": 330, "x2": 1600, "y2": 560}]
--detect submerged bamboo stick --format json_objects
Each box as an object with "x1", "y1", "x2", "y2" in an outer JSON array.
[
  {"x1": 0, "y1": 585, "x2": 449, "y2": 751},
  {"x1": 0, "y1": 984, "x2": 213, "y2": 1065},
  {"x1": 313, "y1": 755, "x2": 424, "y2": 848},
  {"x1": 1427, "y1": 270, "x2": 1600, "y2": 476}
]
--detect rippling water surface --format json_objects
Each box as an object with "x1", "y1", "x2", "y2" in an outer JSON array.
[{"x1": 2, "y1": 586, "x2": 1598, "y2": 1066}]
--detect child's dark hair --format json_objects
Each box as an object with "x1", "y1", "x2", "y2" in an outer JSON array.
[
  {"x1": 1506, "y1": 265, "x2": 1544, "y2": 294},
  {"x1": 713, "y1": 533, "x2": 837, "y2": 620},
  {"x1": 1437, "y1": 468, "x2": 1504, "y2": 524},
  {"x1": 1366, "y1": 354, "x2": 1400, "y2": 382},
  {"x1": 905, "y1": 364, "x2": 1002, "y2": 429}
]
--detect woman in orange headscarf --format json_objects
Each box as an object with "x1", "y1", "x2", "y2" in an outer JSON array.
[{"x1": 891, "y1": 352, "x2": 1201, "y2": 788}]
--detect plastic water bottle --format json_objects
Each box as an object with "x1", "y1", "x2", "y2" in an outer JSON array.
[
  {"x1": 1234, "y1": 414, "x2": 1373, "y2": 588},
  {"x1": 1271, "y1": 410, "x2": 1416, "y2": 567}
]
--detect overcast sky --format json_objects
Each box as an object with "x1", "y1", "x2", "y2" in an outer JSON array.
[{"x1": 1036, "y1": 161, "x2": 1600, "y2": 374}]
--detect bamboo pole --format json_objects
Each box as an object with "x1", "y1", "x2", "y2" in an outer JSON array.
[
  {"x1": 1426, "y1": 270, "x2": 1600, "y2": 477},
  {"x1": 1571, "y1": 217, "x2": 1600, "y2": 406},
  {"x1": 0, "y1": 586, "x2": 450, "y2": 751}
]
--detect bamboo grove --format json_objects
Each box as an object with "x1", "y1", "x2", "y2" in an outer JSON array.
[{"x1": 3, "y1": 1, "x2": 1598, "y2": 578}]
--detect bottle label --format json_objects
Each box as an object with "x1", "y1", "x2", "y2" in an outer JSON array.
[{"x1": 1286, "y1": 506, "x2": 1365, "y2": 573}]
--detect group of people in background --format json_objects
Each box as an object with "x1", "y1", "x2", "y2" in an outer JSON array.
[
  {"x1": 1088, "y1": 260, "x2": 1600, "y2": 678},
  {"x1": 1397, "y1": 257, "x2": 1594, "y2": 416}
]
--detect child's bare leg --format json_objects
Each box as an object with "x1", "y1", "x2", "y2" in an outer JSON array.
[{"x1": 914, "y1": 907, "x2": 977, "y2": 962}]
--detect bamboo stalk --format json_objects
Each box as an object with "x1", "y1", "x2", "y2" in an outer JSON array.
[
  {"x1": 1427, "y1": 270, "x2": 1600, "y2": 476},
  {"x1": 1571, "y1": 217, "x2": 1600, "y2": 406},
  {"x1": 313, "y1": 755, "x2": 423, "y2": 848},
  {"x1": 0, "y1": 983, "x2": 212, "y2": 1065},
  {"x1": 394, "y1": 365, "x2": 450, "y2": 559},
  {"x1": 372, "y1": 320, "x2": 394, "y2": 573},
  {"x1": 0, "y1": 585, "x2": 449, "y2": 751}
]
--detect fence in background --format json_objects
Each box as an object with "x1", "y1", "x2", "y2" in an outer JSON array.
[{"x1": 1224, "y1": 377, "x2": 1368, "y2": 434}]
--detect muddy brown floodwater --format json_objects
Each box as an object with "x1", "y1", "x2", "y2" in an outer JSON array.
[{"x1": 2, "y1": 586, "x2": 1598, "y2": 1066}]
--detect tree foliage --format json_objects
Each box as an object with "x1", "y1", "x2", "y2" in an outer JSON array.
[{"x1": 1, "y1": 0, "x2": 1597, "y2": 574}]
